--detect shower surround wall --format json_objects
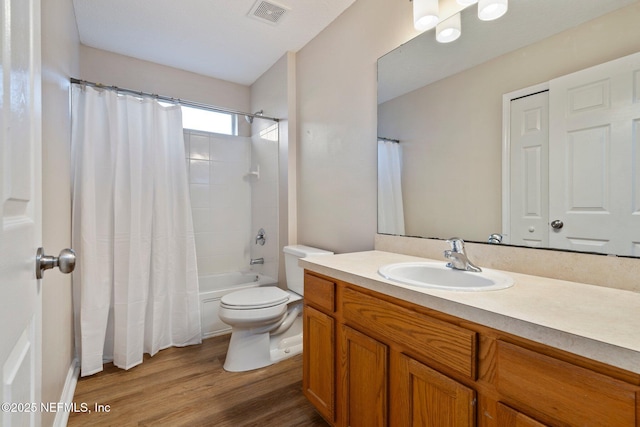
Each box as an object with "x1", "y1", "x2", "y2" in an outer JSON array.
[
  {"x1": 249, "y1": 121, "x2": 279, "y2": 280},
  {"x1": 184, "y1": 127, "x2": 279, "y2": 280},
  {"x1": 185, "y1": 130, "x2": 252, "y2": 275}
]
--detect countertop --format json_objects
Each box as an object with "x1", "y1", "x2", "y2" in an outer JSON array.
[{"x1": 299, "y1": 250, "x2": 640, "y2": 374}]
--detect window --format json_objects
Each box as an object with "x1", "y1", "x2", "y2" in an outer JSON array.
[{"x1": 180, "y1": 106, "x2": 237, "y2": 135}]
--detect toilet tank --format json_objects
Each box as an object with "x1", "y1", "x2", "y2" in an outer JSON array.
[{"x1": 283, "y1": 245, "x2": 333, "y2": 295}]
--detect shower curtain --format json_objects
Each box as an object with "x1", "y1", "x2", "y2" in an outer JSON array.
[
  {"x1": 71, "y1": 84, "x2": 201, "y2": 376},
  {"x1": 377, "y1": 140, "x2": 405, "y2": 235}
]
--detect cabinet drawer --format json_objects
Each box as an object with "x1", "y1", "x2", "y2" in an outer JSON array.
[
  {"x1": 496, "y1": 340, "x2": 640, "y2": 426},
  {"x1": 342, "y1": 287, "x2": 477, "y2": 379},
  {"x1": 304, "y1": 272, "x2": 335, "y2": 313}
]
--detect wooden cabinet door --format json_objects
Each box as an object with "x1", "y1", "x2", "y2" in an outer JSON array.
[
  {"x1": 339, "y1": 325, "x2": 388, "y2": 427},
  {"x1": 303, "y1": 305, "x2": 335, "y2": 423},
  {"x1": 392, "y1": 353, "x2": 475, "y2": 427},
  {"x1": 496, "y1": 340, "x2": 640, "y2": 427},
  {"x1": 496, "y1": 403, "x2": 548, "y2": 427}
]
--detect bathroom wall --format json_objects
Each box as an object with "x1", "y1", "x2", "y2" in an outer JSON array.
[
  {"x1": 41, "y1": 0, "x2": 80, "y2": 425},
  {"x1": 79, "y1": 46, "x2": 252, "y2": 131},
  {"x1": 295, "y1": 0, "x2": 418, "y2": 254},
  {"x1": 250, "y1": 53, "x2": 296, "y2": 285},
  {"x1": 185, "y1": 130, "x2": 252, "y2": 276}
]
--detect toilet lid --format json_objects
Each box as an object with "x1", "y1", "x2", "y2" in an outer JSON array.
[{"x1": 220, "y1": 287, "x2": 290, "y2": 310}]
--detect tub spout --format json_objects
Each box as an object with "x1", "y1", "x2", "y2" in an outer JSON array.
[{"x1": 250, "y1": 257, "x2": 264, "y2": 265}]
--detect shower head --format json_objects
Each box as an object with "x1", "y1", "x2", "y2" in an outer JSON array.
[{"x1": 245, "y1": 110, "x2": 264, "y2": 124}]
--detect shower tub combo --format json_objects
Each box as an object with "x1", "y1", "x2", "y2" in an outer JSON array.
[{"x1": 199, "y1": 271, "x2": 277, "y2": 338}]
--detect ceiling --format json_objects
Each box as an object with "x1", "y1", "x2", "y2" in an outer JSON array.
[{"x1": 72, "y1": 0, "x2": 356, "y2": 86}]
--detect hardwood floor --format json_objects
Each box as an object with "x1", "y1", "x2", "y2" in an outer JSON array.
[{"x1": 68, "y1": 335, "x2": 328, "y2": 427}]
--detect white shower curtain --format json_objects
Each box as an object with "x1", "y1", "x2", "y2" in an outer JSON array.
[
  {"x1": 378, "y1": 140, "x2": 405, "y2": 235},
  {"x1": 71, "y1": 85, "x2": 201, "y2": 376}
]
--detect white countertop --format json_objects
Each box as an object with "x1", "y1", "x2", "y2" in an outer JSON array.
[{"x1": 300, "y1": 250, "x2": 640, "y2": 374}]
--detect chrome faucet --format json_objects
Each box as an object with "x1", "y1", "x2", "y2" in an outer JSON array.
[
  {"x1": 443, "y1": 238, "x2": 482, "y2": 272},
  {"x1": 255, "y1": 228, "x2": 266, "y2": 246},
  {"x1": 250, "y1": 257, "x2": 264, "y2": 265},
  {"x1": 488, "y1": 233, "x2": 503, "y2": 244}
]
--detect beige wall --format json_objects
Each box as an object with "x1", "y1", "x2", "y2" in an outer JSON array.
[
  {"x1": 41, "y1": 0, "x2": 80, "y2": 425},
  {"x1": 295, "y1": 0, "x2": 418, "y2": 254},
  {"x1": 378, "y1": 3, "x2": 640, "y2": 241},
  {"x1": 79, "y1": 45, "x2": 252, "y2": 131}
]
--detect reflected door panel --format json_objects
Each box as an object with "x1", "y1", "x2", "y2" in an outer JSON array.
[
  {"x1": 549, "y1": 51, "x2": 640, "y2": 256},
  {"x1": 509, "y1": 92, "x2": 549, "y2": 248}
]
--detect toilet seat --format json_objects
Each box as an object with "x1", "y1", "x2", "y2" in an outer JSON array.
[{"x1": 220, "y1": 287, "x2": 289, "y2": 310}]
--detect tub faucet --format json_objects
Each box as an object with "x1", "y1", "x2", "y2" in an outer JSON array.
[
  {"x1": 443, "y1": 238, "x2": 482, "y2": 272},
  {"x1": 255, "y1": 228, "x2": 266, "y2": 246},
  {"x1": 250, "y1": 257, "x2": 264, "y2": 265}
]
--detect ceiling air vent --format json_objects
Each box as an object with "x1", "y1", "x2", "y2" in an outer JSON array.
[{"x1": 248, "y1": 0, "x2": 289, "y2": 25}]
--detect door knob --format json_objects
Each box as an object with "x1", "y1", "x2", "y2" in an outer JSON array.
[
  {"x1": 550, "y1": 220, "x2": 564, "y2": 230},
  {"x1": 36, "y1": 247, "x2": 76, "y2": 279}
]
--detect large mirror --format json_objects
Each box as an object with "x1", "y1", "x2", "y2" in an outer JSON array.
[{"x1": 377, "y1": 0, "x2": 640, "y2": 257}]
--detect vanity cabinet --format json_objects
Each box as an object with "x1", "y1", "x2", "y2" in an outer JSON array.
[
  {"x1": 303, "y1": 305, "x2": 334, "y2": 422},
  {"x1": 394, "y1": 353, "x2": 475, "y2": 426},
  {"x1": 339, "y1": 325, "x2": 388, "y2": 427},
  {"x1": 495, "y1": 340, "x2": 640, "y2": 426},
  {"x1": 303, "y1": 273, "x2": 337, "y2": 423},
  {"x1": 303, "y1": 270, "x2": 640, "y2": 427},
  {"x1": 496, "y1": 404, "x2": 547, "y2": 427},
  {"x1": 304, "y1": 272, "x2": 476, "y2": 426}
]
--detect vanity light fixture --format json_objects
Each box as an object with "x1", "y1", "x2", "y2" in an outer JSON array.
[
  {"x1": 413, "y1": 0, "x2": 439, "y2": 31},
  {"x1": 436, "y1": 12, "x2": 461, "y2": 43},
  {"x1": 411, "y1": 0, "x2": 507, "y2": 43},
  {"x1": 478, "y1": 0, "x2": 508, "y2": 21}
]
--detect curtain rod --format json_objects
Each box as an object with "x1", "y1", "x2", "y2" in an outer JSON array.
[
  {"x1": 70, "y1": 78, "x2": 280, "y2": 122},
  {"x1": 378, "y1": 136, "x2": 400, "y2": 143}
]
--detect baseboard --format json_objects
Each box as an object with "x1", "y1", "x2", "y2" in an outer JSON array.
[{"x1": 53, "y1": 358, "x2": 80, "y2": 427}]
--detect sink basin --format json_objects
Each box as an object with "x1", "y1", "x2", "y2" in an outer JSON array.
[{"x1": 378, "y1": 261, "x2": 514, "y2": 291}]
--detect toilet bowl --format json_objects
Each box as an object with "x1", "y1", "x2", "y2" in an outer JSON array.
[{"x1": 218, "y1": 245, "x2": 333, "y2": 372}]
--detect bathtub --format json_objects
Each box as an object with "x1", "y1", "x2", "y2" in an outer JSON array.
[{"x1": 199, "y1": 271, "x2": 277, "y2": 339}]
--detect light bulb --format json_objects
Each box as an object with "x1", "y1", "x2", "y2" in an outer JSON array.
[
  {"x1": 478, "y1": 0, "x2": 508, "y2": 21},
  {"x1": 436, "y1": 13, "x2": 461, "y2": 43},
  {"x1": 413, "y1": 0, "x2": 439, "y2": 32}
]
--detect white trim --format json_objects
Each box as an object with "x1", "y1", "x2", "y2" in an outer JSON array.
[
  {"x1": 501, "y1": 81, "x2": 549, "y2": 245},
  {"x1": 53, "y1": 358, "x2": 80, "y2": 427}
]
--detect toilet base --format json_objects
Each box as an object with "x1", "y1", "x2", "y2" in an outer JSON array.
[
  {"x1": 269, "y1": 316, "x2": 303, "y2": 364},
  {"x1": 223, "y1": 314, "x2": 302, "y2": 372}
]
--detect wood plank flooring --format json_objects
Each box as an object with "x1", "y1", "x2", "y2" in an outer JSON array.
[{"x1": 68, "y1": 335, "x2": 328, "y2": 427}]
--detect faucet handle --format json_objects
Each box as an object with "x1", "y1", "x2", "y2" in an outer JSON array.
[
  {"x1": 255, "y1": 228, "x2": 266, "y2": 246},
  {"x1": 446, "y1": 237, "x2": 465, "y2": 253}
]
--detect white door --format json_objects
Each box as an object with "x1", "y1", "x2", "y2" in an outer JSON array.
[
  {"x1": 509, "y1": 91, "x2": 549, "y2": 248},
  {"x1": 549, "y1": 52, "x2": 640, "y2": 256},
  {"x1": 0, "y1": 0, "x2": 42, "y2": 425}
]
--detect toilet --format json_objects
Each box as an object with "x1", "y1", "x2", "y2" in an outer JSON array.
[{"x1": 218, "y1": 245, "x2": 333, "y2": 372}]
